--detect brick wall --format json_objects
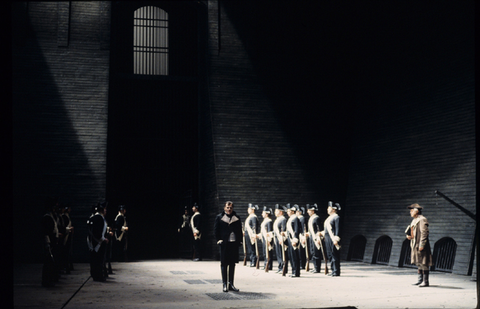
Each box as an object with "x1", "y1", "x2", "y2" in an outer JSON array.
[
  {"x1": 341, "y1": 14, "x2": 475, "y2": 275},
  {"x1": 201, "y1": 1, "x2": 329, "y2": 258},
  {"x1": 12, "y1": 1, "x2": 111, "y2": 262}
]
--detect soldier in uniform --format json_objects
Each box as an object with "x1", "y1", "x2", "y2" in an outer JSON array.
[
  {"x1": 244, "y1": 204, "x2": 259, "y2": 267},
  {"x1": 273, "y1": 204, "x2": 287, "y2": 274},
  {"x1": 104, "y1": 216, "x2": 114, "y2": 276},
  {"x1": 296, "y1": 205, "x2": 307, "y2": 270},
  {"x1": 87, "y1": 201, "x2": 109, "y2": 281},
  {"x1": 190, "y1": 203, "x2": 202, "y2": 261},
  {"x1": 406, "y1": 203, "x2": 433, "y2": 287},
  {"x1": 41, "y1": 197, "x2": 59, "y2": 287},
  {"x1": 258, "y1": 206, "x2": 274, "y2": 271},
  {"x1": 320, "y1": 201, "x2": 341, "y2": 277},
  {"x1": 214, "y1": 201, "x2": 243, "y2": 292},
  {"x1": 114, "y1": 205, "x2": 129, "y2": 262},
  {"x1": 53, "y1": 201, "x2": 65, "y2": 278},
  {"x1": 61, "y1": 204, "x2": 74, "y2": 273},
  {"x1": 305, "y1": 203, "x2": 323, "y2": 273},
  {"x1": 178, "y1": 206, "x2": 192, "y2": 258},
  {"x1": 283, "y1": 204, "x2": 301, "y2": 277}
]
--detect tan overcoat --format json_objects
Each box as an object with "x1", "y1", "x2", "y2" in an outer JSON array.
[{"x1": 408, "y1": 215, "x2": 433, "y2": 266}]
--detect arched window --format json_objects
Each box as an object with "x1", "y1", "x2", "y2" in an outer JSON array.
[
  {"x1": 347, "y1": 235, "x2": 367, "y2": 262},
  {"x1": 133, "y1": 6, "x2": 168, "y2": 75},
  {"x1": 372, "y1": 235, "x2": 393, "y2": 265},
  {"x1": 399, "y1": 238, "x2": 416, "y2": 268},
  {"x1": 433, "y1": 237, "x2": 457, "y2": 272}
]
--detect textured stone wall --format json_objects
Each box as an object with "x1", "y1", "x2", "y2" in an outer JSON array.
[{"x1": 12, "y1": 1, "x2": 111, "y2": 262}]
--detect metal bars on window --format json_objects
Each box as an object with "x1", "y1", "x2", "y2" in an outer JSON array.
[
  {"x1": 433, "y1": 237, "x2": 457, "y2": 272},
  {"x1": 373, "y1": 236, "x2": 392, "y2": 265},
  {"x1": 133, "y1": 6, "x2": 168, "y2": 75}
]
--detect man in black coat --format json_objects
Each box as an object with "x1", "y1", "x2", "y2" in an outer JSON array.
[{"x1": 214, "y1": 201, "x2": 243, "y2": 292}]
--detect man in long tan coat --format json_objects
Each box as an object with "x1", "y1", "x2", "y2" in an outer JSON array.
[{"x1": 406, "y1": 203, "x2": 433, "y2": 287}]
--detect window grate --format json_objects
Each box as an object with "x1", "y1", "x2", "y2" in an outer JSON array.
[
  {"x1": 400, "y1": 239, "x2": 416, "y2": 268},
  {"x1": 133, "y1": 6, "x2": 168, "y2": 75},
  {"x1": 373, "y1": 236, "x2": 392, "y2": 265},
  {"x1": 433, "y1": 237, "x2": 457, "y2": 272}
]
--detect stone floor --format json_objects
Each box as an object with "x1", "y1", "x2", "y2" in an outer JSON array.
[{"x1": 13, "y1": 259, "x2": 477, "y2": 309}]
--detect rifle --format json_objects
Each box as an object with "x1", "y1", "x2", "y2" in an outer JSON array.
[
  {"x1": 265, "y1": 233, "x2": 272, "y2": 273},
  {"x1": 243, "y1": 231, "x2": 247, "y2": 266},
  {"x1": 265, "y1": 239, "x2": 269, "y2": 273},
  {"x1": 281, "y1": 234, "x2": 288, "y2": 276},
  {"x1": 255, "y1": 236, "x2": 260, "y2": 269},
  {"x1": 318, "y1": 235, "x2": 329, "y2": 275},
  {"x1": 304, "y1": 232, "x2": 310, "y2": 272}
]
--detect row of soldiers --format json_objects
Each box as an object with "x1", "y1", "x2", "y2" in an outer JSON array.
[
  {"x1": 41, "y1": 197, "x2": 75, "y2": 287},
  {"x1": 41, "y1": 198, "x2": 129, "y2": 286},
  {"x1": 243, "y1": 202, "x2": 341, "y2": 278}
]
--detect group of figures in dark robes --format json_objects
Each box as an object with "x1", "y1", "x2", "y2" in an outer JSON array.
[{"x1": 41, "y1": 198, "x2": 130, "y2": 286}]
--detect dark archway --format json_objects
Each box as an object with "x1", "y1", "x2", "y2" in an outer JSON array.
[
  {"x1": 106, "y1": 1, "x2": 203, "y2": 260},
  {"x1": 372, "y1": 235, "x2": 393, "y2": 265},
  {"x1": 433, "y1": 237, "x2": 457, "y2": 273},
  {"x1": 347, "y1": 235, "x2": 367, "y2": 262}
]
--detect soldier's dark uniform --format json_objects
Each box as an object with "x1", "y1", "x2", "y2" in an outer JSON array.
[
  {"x1": 114, "y1": 205, "x2": 128, "y2": 262},
  {"x1": 322, "y1": 202, "x2": 341, "y2": 276},
  {"x1": 285, "y1": 204, "x2": 302, "y2": 277},
  {"x1": 41, "y1": 197, "x2": 59, "y2": 287},
  {"x1": 307, "y1": 204, "x2": 323, "y2": 273},
  {"x1": 259, "y1": 207, "x2": 274, "y2": 270},
  {"x1": 61, "y1": 204, "x2": 74, "y2": 273},
  {"x1": 87, "y1": 202, "x2": 109, "y2": 281},
  {"x1": 244, "y1": 204, "x2": 259, "y2": 267},
  {"x1": 191, "y1": 203, "x2": 202, "y2": 261},
  {"x1": 53, "y1": 202, "x2": 65, "y2": 278},
  {"x1": 273, "y1": 204, "x2": 287, "y2": 273},
  {"x1": 296, "y1": 206, "x2": 307, "y2": 270}
]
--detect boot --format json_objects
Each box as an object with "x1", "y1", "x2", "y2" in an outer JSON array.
[
  {"x1": 228, "y1": 264, "x2": 239, "y2": 292},
  {"x1": 419, "y1": 270, "x2": 429, "y2": 287},
  {"x1": 412, "y1": 270, "x2": 423, "y2": 285},
  {"x1": 250, "y1": 256, "x2": 256, "y2": 267},
  {"x1": 221, "y1": 266, "x2": 228, "y2": 292}
]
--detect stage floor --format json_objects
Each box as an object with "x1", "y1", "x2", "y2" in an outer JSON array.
[{"x1": 13, "y1": 259, "x2": 477, "y2": 309}]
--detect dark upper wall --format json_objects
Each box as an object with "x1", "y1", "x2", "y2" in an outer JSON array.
[
  {"x1": 202, "y1": 0, "x2": 475, "y2": 275},
  {"x1": 339, "y1": 2, "x2": 475, "y2": 276}
]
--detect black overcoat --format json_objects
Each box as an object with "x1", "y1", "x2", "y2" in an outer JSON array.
[{"x1": 214, "y1": 211, "x2": 243, "y2": 265}]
